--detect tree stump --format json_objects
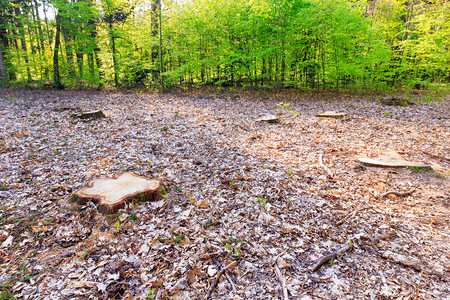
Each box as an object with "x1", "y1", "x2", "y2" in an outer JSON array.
[
  {"x1": 256, "y1": 114, "x2": 280, "y2": 123},
  {"x1": 316, "y1": 111, "x2": 347, "y2": 118},
  {"x1": 71, "y1": 110, "x2": 105, "y2": 120},
  {"x1": 381, "y1": 97, "x2": 415, "y2": 107},
  {"x1": 357, "y1": 151, "x2": 429, "y2": 168},
  {"x1": 71, "y1": 172, "x2": 160, "y2": 213}
]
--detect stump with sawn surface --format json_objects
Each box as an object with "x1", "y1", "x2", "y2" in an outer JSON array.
[{"x1": 71, "y1": 172, "x2": 160, "y2": 213}]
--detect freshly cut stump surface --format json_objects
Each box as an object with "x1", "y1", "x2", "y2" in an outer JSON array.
[
  {"x1": 255, "y1": 114, "x2": 280, "y2": 123},
  {"x1": 71, "y1": 172, "x2": 160, "y2": 213},
  {"x1": 358, "y1": 151, "x2": 429, "y2": 168},
  {"x1": 316, "y1": 111, "x2": 347, "y2": 118},
  {"x1": 71, "y1": 110, "x2": 105, "y2": 119}
]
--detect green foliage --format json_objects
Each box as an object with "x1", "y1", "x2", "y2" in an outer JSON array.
[
  {"x1": 173, "y1": 232, "x2": 185, "y2": 243},
  {"x1": 147, "y1": 287, "x2": 156, "y2": 299},
  {"x1": 0, "y1": 282, "x2": 15, "y2": 300},
  {"x1": 0, "y1": 0, "x2": 447, "y2": 89},
  {"x1": 256, "y1": 197, "x2": 267, "y2": 205}
]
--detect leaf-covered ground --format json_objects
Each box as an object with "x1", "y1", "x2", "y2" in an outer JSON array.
[{"x1": 0, "y1": 89, "x2": 448, "y2": 299}]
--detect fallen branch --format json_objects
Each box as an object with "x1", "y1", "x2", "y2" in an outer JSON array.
[
  {"x1": 318, "y1": 154, "x2": 333, "y2": 177},
  {"x1": 381, "y1": 189, "x2": 415, "y2": 198},
  {"x1": 206, "y1": 261, "x2": 237, "y2": 299},
  {"x1": 380, "y1": 250, "x2": 421, "y2": 271},
  {"x1": 273, "y1": 258, "x2": 288, "y2": 300},
  {"x1": 309, "y1": 242, "x2": 353, "y2": 272},
  {"x1": 212, "y1": 257, "x2": 238, "y2": 293},
  {"x1": 371, "y1": 231, "x2": 397, "y2": 244},
  {"x1": 31, "y1": 251, "x2": 75, "y2": 265}
]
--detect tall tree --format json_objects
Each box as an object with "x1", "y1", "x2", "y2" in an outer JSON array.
[
  {"x1": 53, "y1": 12, "x2": 63, "y2": 89},
  {"x1": 0, "y1": 42, "x2": 6, "y2": 86}
]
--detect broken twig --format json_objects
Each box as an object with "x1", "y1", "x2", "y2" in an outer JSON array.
[
  {"x1": 318, "y1": 153, "x2": 333, "y2": 177},
  {"x1": 274, "y1": 258, "x2": 289, "y2": 300},
  {"x1": 206, "y1": 261, "x2": 237, "y2": 299},
  {"x1": 381, "y1": 189, "x2": 415, "y2": 198},
  {"x1": 31, "y1": 251, "x2": 75, "y2": 265},
  {"x1": 212, "y1": 257, "x2": 238, "y2": 293},
  {"x1": 309, "y1": 242, "x2": 353, "y2": 272}
]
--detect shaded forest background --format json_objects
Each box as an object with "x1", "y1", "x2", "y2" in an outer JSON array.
[{"x1": 0, "y1": 0, "x2": 448, "y2": 91}]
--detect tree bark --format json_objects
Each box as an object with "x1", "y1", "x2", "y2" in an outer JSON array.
[
  {"x1": 89, "y1": 18, "x2": 103, "y2": 85},
  {"x1": 0, "y1": 42, "x2": 6, "y2": 86},
  {"x1": 33, "y1": 0, "x2": 45, "y2": 52},
  {"x1": 14, "y1": 7, "x2": 31, "y2": 81},
  {"x1": 77, "y1": 50, "x2": 83, "y2": 80},
  {"x1": 109, "y1": 21, "x2": 118, "y2": 87},
  {"x1": 53, "y1": 13, "x2": 63, "y2": 89},
  {"x1": 62, "y1": 27, "x2": 76, "y2": 78},
  {"x1": 151, "y1": 0, "x2": 160, "y2": 83}
]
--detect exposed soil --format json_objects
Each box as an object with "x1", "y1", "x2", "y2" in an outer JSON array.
[{"x1": 0, "y1": 88, "x2": 448, "y2": 299}]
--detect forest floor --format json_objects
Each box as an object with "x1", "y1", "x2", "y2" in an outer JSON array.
[{"x1": 0, "y1": 88, "x2": 449, "y2": 299}]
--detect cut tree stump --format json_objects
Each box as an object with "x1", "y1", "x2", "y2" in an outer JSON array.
[
  {"x1": 71, "y1": 110, "x2": 105, "y2": 120},
  {"x1": 256, "y1": 114, "x2": 280, "y2": 123},
  {"x1": 357, "y1": 151, "x2": 430, "y2": 168},
  {"x1": 381, "y1": 97, "x2": 415, "y2": 107},
  {"x1": 316, "y1": 111, "x2": 347, "y2": 118},
  {"x1": 71, "y1": 172, "x2": 160, "y2": 213}
]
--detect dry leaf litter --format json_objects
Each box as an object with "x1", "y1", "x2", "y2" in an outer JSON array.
[{"x1": 0, "y1": 89, "x2": 448, "y2": 299}]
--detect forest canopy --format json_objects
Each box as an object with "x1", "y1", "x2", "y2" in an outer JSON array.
[{"x1": 0, "y1": 0, "x2": 448, "y2": 90}]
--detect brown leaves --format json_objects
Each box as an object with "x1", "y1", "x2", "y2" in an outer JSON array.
[{"x1": 0, "y1": 90, "x2": 448, "y2": 299}]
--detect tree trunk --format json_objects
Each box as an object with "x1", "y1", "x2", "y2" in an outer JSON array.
[
  {"x1": 89, "y1": 18, "x2": 103, "y2": 85},
  {"x1": 53, "y1": 13, "x2": 63, "y2": 89},
  {"x1": 158, "y1": 0, "x2": 163, "y2": 88},
  {"x1": 62, "y1": 27, "x2": 76, "y2": 78},
  {"x1": 151, "y1": 0, "x2": 160, "y2": 83},
  {"x1": 0, "y1": 42, "x2": 6, "y2": 86},
  {"x1": 14, "y1": 7, "x2": 31, "y2": 81},
  {"x1": 33, "y1": 0, "x2": 45, "y2": 53},
  {"x1": 109, "y1": 21, "x2": 118, "y2": 87},
  {"x1": 77, "y1": 51, "x2": 83, "y2": 80}
]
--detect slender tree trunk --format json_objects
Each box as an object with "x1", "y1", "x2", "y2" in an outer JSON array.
[
  {"x1": 0, "y1": 43, "x2": 6, "y2": 86},
  {"x1": 159, "y1": 0, "x2": 163, "y2": 88},
  {"x1": 34, "y1": 0, "x2": 46, "y2": 52},
  {"x1": 77, "y1": 49, "x2": 83, "y2": 80},
  {"x1": 109, "y1": 21, "x2": 118, "y2": 87},
  {"x1": 62, "y1": 28, "x2": 76, "y2": 77},
  {"x1": 151, "y1": 0, "x2": 160, "y2": 83},
  {"x1": 89, "y1": 18, "x2": 103, "y2": 85},
  {"x1": 53, "y1": 13, "x2": 63, "y2": 89},
  {"x1": 281, "y1": 39, "x2": 285, "y2": 82},
  {"x1": 14, "y1": 8, "x2": 31, "y2": 81}
]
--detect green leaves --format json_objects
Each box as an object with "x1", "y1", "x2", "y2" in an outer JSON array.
[{"x1": 0, "y1": 0, "x2": 447, "y2": 89}]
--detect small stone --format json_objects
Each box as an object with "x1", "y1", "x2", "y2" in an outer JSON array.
[
  {"x1": 1, "y1": 235, "x2": 13, "y2": 248},
  {"x1": 207, "y1": 265, "x2": 218, "y2": 277}
]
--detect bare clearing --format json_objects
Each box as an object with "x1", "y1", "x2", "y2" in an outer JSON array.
[{"x1": 0, "y1": 89, "x2": 448, "y2": 299}]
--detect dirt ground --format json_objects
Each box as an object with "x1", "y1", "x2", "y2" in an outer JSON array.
[{"x1": 0, "y1": 88, "x2": 448, "y2": 299}]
